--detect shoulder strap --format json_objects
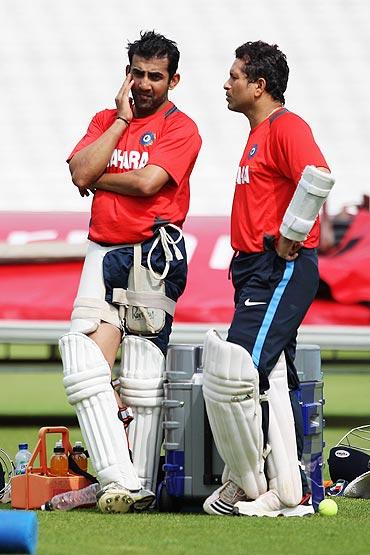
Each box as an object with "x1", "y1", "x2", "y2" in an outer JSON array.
[
  {"x1": 164, "y1": 105, "x2": 178, "y2": 118},
  {"x1": 269, "y1": 107, "x2": 289, "y2": 125}
]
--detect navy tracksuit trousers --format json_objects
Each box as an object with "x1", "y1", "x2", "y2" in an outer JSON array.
[{"x1": 227, "y1": 247, "x2": 319, "y2": 495}]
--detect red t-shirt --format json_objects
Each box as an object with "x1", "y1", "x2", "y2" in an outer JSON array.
[
  {"x1": 68, "y1": 101, "x2": 201, "y2": 244},
  {"x1": 231, "y1": 108, "x2": 330, "y2": 253}
]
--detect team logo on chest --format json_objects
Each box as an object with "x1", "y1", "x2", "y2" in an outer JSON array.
[
  {"x1": 140, "y1": 131, "x2": 156, "y2": 146},
  {"x1": 248, "y1": 143, "x2": 258, "y2": 159}
]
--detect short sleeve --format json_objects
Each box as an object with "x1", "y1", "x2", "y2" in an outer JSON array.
[
  {"x1": 67, "y1": 110, "x2": 115, "y2": 162},
  {"x1": 270, "y1": 113, "x2": 329, "y2": 184},
  {"x1": 148, "y1": 115, "x2": 202, "y2": 185}
]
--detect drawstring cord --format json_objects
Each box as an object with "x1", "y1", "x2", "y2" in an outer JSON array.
[{"x1": 147, "y1": 224, "x2": 184, "y2": 280}]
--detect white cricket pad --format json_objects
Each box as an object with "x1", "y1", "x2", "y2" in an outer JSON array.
[
  {"x1": 265, "y1": 353, "x2": 302, "y2": 506},
  {"x1": 60, "y1": 332, "x2": 141, "y2": 490},
  {"x1": 70, "y1": 241, "x2": 122, "y2": 333},
  {"x1": 119, "y1": 336, "x2": 165, "y2": 491},
  {"x1": 280, "y1": 165, "x2": 335, "y2": 241},
  {"x1": 202, "y1": 330, "x2": 267, "y2": 500}
]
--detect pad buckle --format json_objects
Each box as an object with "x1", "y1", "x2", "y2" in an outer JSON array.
[{"x1": 117, "y1": 407, "x2": 134, "y2": 429}]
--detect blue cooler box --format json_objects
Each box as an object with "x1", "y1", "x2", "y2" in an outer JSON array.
[{"x1": 158, "y1": 344, "x2": 324, "y2": 511}]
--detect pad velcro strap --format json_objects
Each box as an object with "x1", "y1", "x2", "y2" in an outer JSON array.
[
  {"x1": 300, "y1": 177, "x2": 331, "y2": 197},
  {"x1": 117, "y1": 406, "x2": 134, "y2": 429},
  {"x1": 72, "y1": 297, "x2": 120, "y2": 327},
  {"x1": 281, "y1": 211, "x2": 313, "y2": 236},
  {"x1": 111, "y1": 378, "x2": 121, "y2": 391},
  {"x1": 112, "y1": 288, "x2": 176, "y2": 316}
]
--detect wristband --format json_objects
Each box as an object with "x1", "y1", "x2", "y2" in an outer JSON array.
[{"x1": 117, "y1": 116, "x2": 130, "y2": 125}]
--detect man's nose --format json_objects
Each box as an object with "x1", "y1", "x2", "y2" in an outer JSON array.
[{"x1": 138, "y1": 74, "x2": 151, "y2": 88}]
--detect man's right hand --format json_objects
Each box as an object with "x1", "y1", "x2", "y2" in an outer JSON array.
[{"x1": 115, "y1": 73, "x2": 134, "y2": 122}]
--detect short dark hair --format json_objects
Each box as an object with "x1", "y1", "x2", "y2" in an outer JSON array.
[
  {"x1": 235, "y1": 41, "x2": 289, "y2": 104},
  {"x1": 127, "y1": 30, "x2": 180, "y2": 79}
]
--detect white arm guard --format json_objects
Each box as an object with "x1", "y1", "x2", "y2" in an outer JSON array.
[{"x1": 280, "y1": 166, "x2": 335, "y2": 242}]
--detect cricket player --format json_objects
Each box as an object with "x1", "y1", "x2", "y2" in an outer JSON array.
[
  {"x1": 59, "y1": 31, "x2": 201, "y2": 514},
  {"x1": 202, "y1": 40, "x2": 334, "y2": 517}
]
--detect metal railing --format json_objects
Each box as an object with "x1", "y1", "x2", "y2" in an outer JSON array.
[{"x1": 0, "y1": 320, "x2": 369, "y2": 352}]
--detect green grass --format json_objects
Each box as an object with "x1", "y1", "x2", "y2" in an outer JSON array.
[
  {"x1": 1, "y1": 498, "x2": 369, "y2": 555},
  {"x1": 1, "y1": 370, "x2": 369, "y2": 418},
  {"x1": 0, "y1": 367, "x2": 369, "y2": 555},
  {"x1": 0, "y1": 343, "x2": 122, "y2": 362},
  {"x1": 324, "y1": 373, "x2": 370, "y2": 417},
  {"x1": 0, "y1": 370, "x2": 73, "y2": 416},
  {"x1": 2, "y1": 342, "x2": 370, "y2": 363},
  {"x1": 0, "y1": 343, "x2": 53, "y2": 360}
]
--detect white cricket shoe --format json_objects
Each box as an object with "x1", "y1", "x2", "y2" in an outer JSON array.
[
  {"x1": 234, "y1": 490, "x2": 314, "y2": 517},
  {"x1": 97, "y1": 482, "x2": 155, "y2": 514},
  {"x1": 203, "y1": 480, "x2": 249, "y2": 515}
]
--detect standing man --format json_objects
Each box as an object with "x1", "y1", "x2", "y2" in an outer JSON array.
[
  {"x1": 202, "y1": 41, "x2": 334, "y2": 517},
  {"x1": 59, "y1": 31, "x2": 201, "y2": 514}
]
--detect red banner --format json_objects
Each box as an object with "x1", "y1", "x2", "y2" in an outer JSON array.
[{"x1": 0, "y1": 212, "x2": 369, "y2": 325}]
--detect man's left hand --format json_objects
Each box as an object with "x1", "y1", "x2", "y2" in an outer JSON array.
[{"x1": 276, "y1": 236, "x2": 304, "y2": 260}]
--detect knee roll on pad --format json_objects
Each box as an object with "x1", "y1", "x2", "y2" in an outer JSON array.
[
  {"x1": 202, "y1": 330, "x2": 267, "y2": 499},
  {"x1": 59, "y1": 332, "x2": 140, "y2": 490},
  {"x1": 265, "y1": 354, "x2": 302, "y2": 506},
  {"x1": 119, "y1": 336, "x2": 165, "y2": 491}
]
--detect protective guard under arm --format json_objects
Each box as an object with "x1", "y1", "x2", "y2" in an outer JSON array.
[{"x1": 280, "y1": 166, "x2": 335, "y2": 242}]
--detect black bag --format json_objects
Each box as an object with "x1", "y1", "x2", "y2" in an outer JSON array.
[{"x1": 328, "y1": 445, "x2": 370, "y2": 483}]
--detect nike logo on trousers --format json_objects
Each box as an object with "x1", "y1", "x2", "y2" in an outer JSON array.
[{"x1": 244, "y1": 298, "x2": 267, "y2": 307}]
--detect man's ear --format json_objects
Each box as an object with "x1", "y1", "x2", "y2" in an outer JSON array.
[
  {"x1": 255, "y1": 77, "x2": 267, "y2": 98},
  {"x1": 169, "y1": 73, "x2": 180, "y2": 90},
  {"x1": 126, "y1": 64, "x2": 131, "y2": 76}
]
